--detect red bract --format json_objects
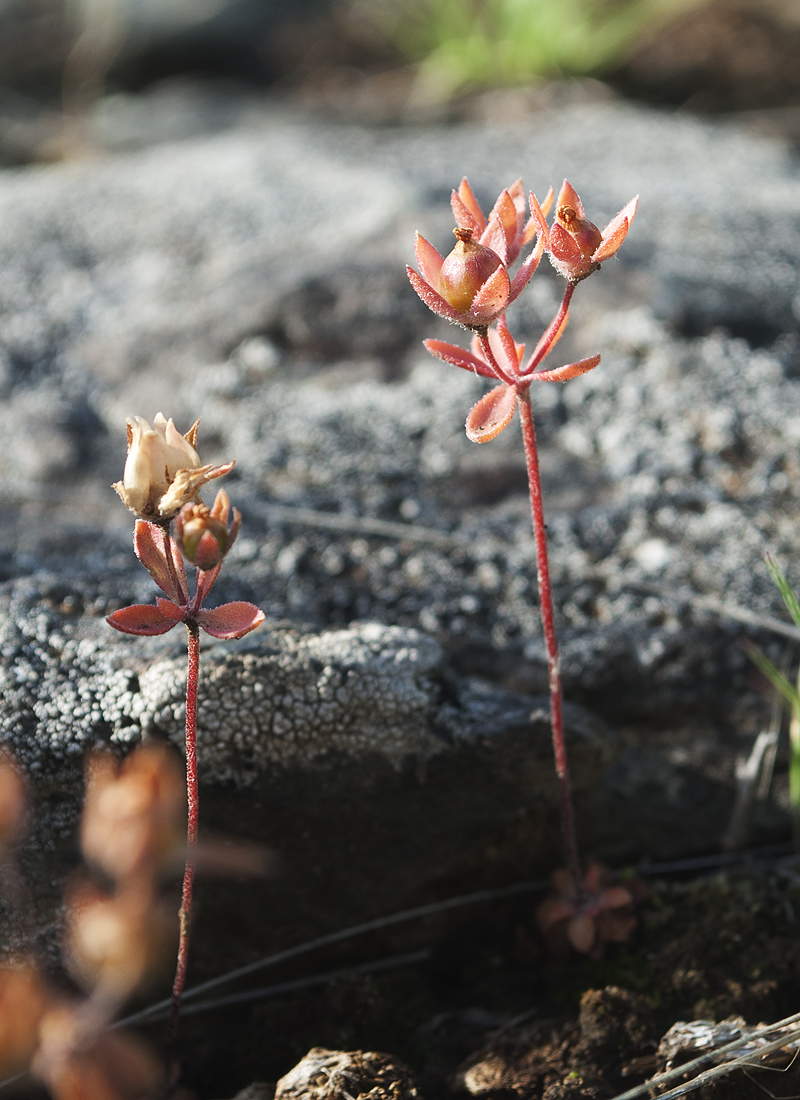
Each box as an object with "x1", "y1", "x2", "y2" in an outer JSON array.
[
  {"x1": 106, "y1": 521, "x2": 264, "y2": 640},
  {"x1": 548, "y1": 179, "x2": 638, "y2": 284},
  {"x1": 425, "y1": 321, "x2": 600, "y2": 443},
  {"x1": 450, "y1": 177, "x2": 554, "y2": 266},
  {"x1": 407, "y1": 190, "x2": 550, "y2": 332},
  {"x1": 537, "y1": 863, "x2": 644, "y2": 959}
]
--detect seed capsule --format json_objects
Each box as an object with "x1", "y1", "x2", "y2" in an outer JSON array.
[{"x1": 438, "y1": 228, "x2": 504, "y2": 313}]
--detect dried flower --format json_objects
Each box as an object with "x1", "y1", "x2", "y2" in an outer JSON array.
[
  {"x1": 81, "y1": 745, "x2": 184, "y2": 880},
  {"x1": 548, "y1": 180, "x2": 638, "y2": 284},
  {"x1": 112, "y1": 413, "x2": 234, "y2": 522},
  {"x1": 174, "y1": 489, "x2": 241, "y2": 570}
]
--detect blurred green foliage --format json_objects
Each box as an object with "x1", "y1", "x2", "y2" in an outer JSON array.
[{"x1": 369, "y1": 0, "x2": 702, "y2": 99}]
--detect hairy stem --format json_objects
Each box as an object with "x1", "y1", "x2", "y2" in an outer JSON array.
[
  {"x1": 528, "y1": 283, "x2": 575, "y2": 372},
  {"x1": 517, "y1": 388, "x2": 581, "y2": 892},
  {"x1": 166, "y1": 621, "x2": 200, "y2": 1064},
  {"x1": 162, "y1": 527, "x2": 185, "y2": 604}
]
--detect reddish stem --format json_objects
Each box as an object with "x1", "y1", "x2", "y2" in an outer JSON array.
[
  {"x1": 526, "y1": 283, "x2": 575, "y2": 373},
  {"x1": 166, "y1": 621, "x2": 200, "y2": 1063},
  {"x1": 517, "y1": 389, "x2": 581, "y2": 891},
  {"x1": 162, "y1": 527, "x2": 187, "y2": 605},
  {"x1": 478, "y1": 323, "x2": 582, "y2": 892}
]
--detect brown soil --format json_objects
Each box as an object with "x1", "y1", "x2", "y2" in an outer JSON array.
[{"x1": 166, "y1": 865, "x2": 800, "y2": 1100}]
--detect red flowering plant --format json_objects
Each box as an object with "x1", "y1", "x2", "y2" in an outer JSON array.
[
  {"x1": 107, "y1": 414, "x2": 264, "y2": 1062},
  {"x1": 409, "y1": 179, "x2": 637, "y2": 955}
]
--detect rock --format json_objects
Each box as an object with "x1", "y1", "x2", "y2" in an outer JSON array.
[
  {"x1": 1, "y1": 95, "x2": 799, "y2": 959},
  {"x1": 275, "y1": 1048, "x2": 419, "y2": 1100},
  {"x1": 0, "y1": 568, "x2": 611, "y2": 966}
]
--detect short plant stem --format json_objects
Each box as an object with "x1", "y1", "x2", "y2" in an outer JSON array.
[
  {"x1": 166, "y1": 621, "x2": 200, "y2": 1060},
  {"x1": 529, "y1": 282, "x2": 575, "y2": 371},
  {"x1": 517, "y1": 390, "x2": 581, "y2": 891}
]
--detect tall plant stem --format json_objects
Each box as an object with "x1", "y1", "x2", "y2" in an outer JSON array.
[
  {"x1": 517, "y1": 388, "x2": 581, "y2": 892},
  {"x1": 166, "y1": 621, "x2": 200, "y2": 1061}
]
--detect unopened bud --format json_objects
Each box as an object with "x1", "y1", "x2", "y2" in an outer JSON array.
[
  {"x1": 174, "y1": 489, "x2": 240, "y2": 571},
  {"x1": 438, "y1": 228, "x2": 503, "y2": 313},
  {"x1": 555, "y1": 206, "x2": 602, "y2": 260}
]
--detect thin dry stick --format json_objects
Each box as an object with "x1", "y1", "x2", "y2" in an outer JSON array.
[
  {"x1": 118, "y1": 879, "x2": 546, "y2": 1028},
  {"x1": 608, "y1": 1012, "x2": 800, "y2": 1100},
  {"x1": 166, "y1": 621, "x2": 200, "y2": 1056}
]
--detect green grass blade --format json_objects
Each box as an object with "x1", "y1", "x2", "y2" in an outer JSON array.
[
  {"x1": 745, "y1": 642, "x2": 800, "y2": 711},
  {"x1": 765, "y1": 554, "x2": 800, "y2": 630}
]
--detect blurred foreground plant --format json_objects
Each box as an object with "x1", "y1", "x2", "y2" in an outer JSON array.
[
  {"x1": 746, "y1": 555, "x2": 800, "y2": 845},
  {"x1": 0, "y1": 746, "x2": 174, "y2": 1099},
  {"x1": 108, "y1": 414, "x2": 264, "y2": 1070},
  {"x1": 368, "y1": 0, "x2": 703, "y2": 101},
  {"x1": 409, "y1": 175, "x2": 637, "y2": 954}
]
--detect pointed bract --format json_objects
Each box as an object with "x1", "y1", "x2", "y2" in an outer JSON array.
[
  {"x1": 134, "y1": 520, "x2": 188, "y2": 604},
  {"x1": 548, "y1": 181, "x2": 638, "y2": 284},
  {"x1": 414, "y1": 232, "x2": 444, "y2": 287}
]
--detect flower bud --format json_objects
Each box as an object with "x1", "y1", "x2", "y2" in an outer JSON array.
[
  {"x1": 555, "y1": 205, "x2": 603, "y2": 260},
  {"x1": 438, "y1": 228, "x2": 504, "y2": 313},
  {"x1": 174, "y1": 489, "x2": 240, "y2": 570}
]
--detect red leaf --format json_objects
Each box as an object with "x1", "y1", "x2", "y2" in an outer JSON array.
[
  {"x1": 465, "y1": 384, "x2": 517, "y2": 443},
  {"x1": 134, "y1": 522, "x2": 188, "y2": 603},
  {"x1": 156, "y1": 598, "x2": 185, "y2": 622},
  {"x1": 106, "y1": 604, "x2": 176, "y2": 636},
  {"x1": 530, "y1": 354, "x2": 601, "y2": 384},
  {"x1": 196, "y1": 602, "x2": 266, "y2": 639},
  {"x1": 423, "y1": 339, "x2": 497, "y2": 380}
]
